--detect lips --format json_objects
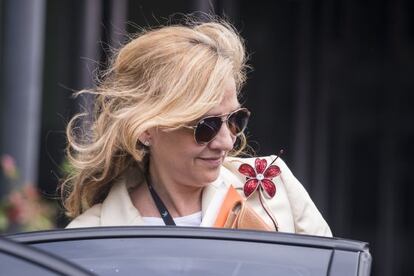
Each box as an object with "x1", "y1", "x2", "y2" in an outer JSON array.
[
  {"x1": 200, "y1": 156, "x2": 222, "y2": 160},
  {"x1": 198, "y1": 156, "x2": 224, "y2": 167}
]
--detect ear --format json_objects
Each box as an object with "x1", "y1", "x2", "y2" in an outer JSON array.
[{"x1": 138, "y1": 130, "x2": 152, "y2": 146}]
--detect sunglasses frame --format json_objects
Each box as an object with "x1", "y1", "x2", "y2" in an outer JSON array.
[{"x1": 183, "y1": 108, "x2": 251, "y2": 145}]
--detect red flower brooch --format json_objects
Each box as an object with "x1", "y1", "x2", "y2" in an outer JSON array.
[{"x1": 238, "y1": 156, "x2": 281, "y2": 198}]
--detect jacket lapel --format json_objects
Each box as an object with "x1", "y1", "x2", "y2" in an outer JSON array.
[
  {"x1": 200, "y1": 163, "x2": 247, "y2": 227},
  {"x1": 200, "y1": 175, "x2": 229, "y2": 227}
]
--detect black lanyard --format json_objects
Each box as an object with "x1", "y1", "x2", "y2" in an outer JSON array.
[{"x1": 146, "y1": 176, "x2": 176, "y2": 226}]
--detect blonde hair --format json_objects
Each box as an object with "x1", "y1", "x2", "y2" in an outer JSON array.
[{"x1": 62, "y1": 17, "x2": 249, "y2": 218}]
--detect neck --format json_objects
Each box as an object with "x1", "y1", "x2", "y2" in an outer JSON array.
[{"x1": 147, "y1": 163, "x2": 203, "y2": 218}]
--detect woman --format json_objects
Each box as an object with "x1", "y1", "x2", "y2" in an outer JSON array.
[{"x1": 63, "y1": 17, "x2": 331, "y2": 236}]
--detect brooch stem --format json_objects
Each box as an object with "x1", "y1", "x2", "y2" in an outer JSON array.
[
  {"x1": 268, "y1": 149, "x2": 283, "y2": 167},
  {"x1": 259, "y1": 187, "x2": 279, "y2": 231}
]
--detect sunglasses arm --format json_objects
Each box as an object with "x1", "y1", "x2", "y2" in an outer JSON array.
[{"x1": 182, "y1": 125, "x2": 197, "y2": 130}]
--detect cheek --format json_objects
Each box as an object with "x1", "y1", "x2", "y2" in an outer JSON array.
[{"x1": 153, "y1": 130, "x2": 202, "y2": 161}]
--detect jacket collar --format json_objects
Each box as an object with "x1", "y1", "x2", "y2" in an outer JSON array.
[{"x1": 100, "y1": 178, "x2": 144, "y2": 226}]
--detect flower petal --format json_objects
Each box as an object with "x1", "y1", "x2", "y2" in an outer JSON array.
[
  {"x1": 264, "y1": 165, "x2": 281, "y2": 178},
  {"x1": 243, "y1": 179, "x2": 259, "y2": 197},
  {"x1": 255, "y1": 158, "x2": 267, "y2": 174},
  {"x1": 261, "y1": 179, "x2": 276, "y2": 198},
  {"x1": 238, "y1": 163, "x2": 256, "y2": 177}
]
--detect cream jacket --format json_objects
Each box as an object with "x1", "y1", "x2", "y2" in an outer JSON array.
[{"x1": 67, "y1": 155, "x2": 332, "y2": 237}]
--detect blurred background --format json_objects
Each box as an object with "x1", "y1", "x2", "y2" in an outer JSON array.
[{"x1": 0, "y1": 0, "x2": 413, "y2": 275}]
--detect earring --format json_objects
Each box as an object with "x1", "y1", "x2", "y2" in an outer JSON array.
[{"x1": 144, "y1": 140, "x2": 150, "y2": 146}]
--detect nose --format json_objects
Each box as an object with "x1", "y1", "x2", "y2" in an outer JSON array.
[{"x1": 208, "y1": 122, "x2": 236, "y2": 152}]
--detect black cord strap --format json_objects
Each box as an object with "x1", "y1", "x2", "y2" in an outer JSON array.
[{"x1": 146, "y1": 179, "x2": 176, "y2": 226}]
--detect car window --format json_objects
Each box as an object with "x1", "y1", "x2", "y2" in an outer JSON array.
[
  {"x1": 0, "y1": 251, "x2": 57, "y2": 276},
  {"x1": 34, "y1": 237, "x2": 332, "y2": 276}
]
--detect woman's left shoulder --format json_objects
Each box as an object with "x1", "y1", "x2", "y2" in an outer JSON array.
[{"x1": 223, "y1": 154, "x2": 333, "y2": 237}]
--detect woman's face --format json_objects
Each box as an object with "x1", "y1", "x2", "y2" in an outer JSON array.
[{"x1": 148, "y1": 77, "x2": 240, "y2": 188}]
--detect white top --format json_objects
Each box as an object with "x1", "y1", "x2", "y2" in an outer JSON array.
[{"x1": 141, "y1": 211, "x2": 202, "y2": 226}]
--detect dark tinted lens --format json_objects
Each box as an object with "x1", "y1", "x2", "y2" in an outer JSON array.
[
  {"x1": 195, "y1": 117, "x2": 222, "y2": 143},
  {"x1": 228, "y1": 109, "x2": 250, "y2": 135}
]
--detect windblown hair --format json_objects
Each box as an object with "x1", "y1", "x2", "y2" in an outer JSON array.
[{"x1": 62, "y1": 17, "x2": 249, "y2": 218}]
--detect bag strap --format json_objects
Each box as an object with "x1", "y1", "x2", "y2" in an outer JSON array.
[{"x1": 213, "y1": 185, "x2": 243, "y2": 228}]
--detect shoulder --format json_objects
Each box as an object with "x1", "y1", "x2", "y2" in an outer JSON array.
[
  {"x1": 223, "y1": 154, "x2": 332, "y2": 237},
  {"x1": 65, "y1": 203, "x2": 102, "y2": 228}
]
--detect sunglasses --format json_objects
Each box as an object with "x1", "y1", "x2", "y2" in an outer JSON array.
[{"x1": 184, "y1": 108, "x2": 251, "y2": 144}]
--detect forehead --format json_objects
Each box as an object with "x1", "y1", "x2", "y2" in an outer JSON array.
[{"x1": 206, "y1": 77, "x2": 239, "y2": 116}]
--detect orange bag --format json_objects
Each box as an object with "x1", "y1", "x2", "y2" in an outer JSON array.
[{"x1": 214, "y1": 186, "x2": 272, "y2": 231}]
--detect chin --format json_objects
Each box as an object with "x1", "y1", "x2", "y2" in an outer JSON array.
[{"x1": 199, "y1": 168, "x2": 221, "y2": 185}]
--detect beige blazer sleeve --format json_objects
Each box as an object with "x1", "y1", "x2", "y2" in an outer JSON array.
[{"x1": 275, "y1": 156, "x2": 332, "y2": 236}]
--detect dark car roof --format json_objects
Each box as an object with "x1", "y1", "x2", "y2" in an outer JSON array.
[
  {"x1": 9, "y1": 226, "x2": 368, "y2": 252},
  {"x1": 7, "y1": 227, "x2": 371, "y2": 276},
  {"x1": 0, "y1": 236, "x2": 93, "y2": 275}
]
